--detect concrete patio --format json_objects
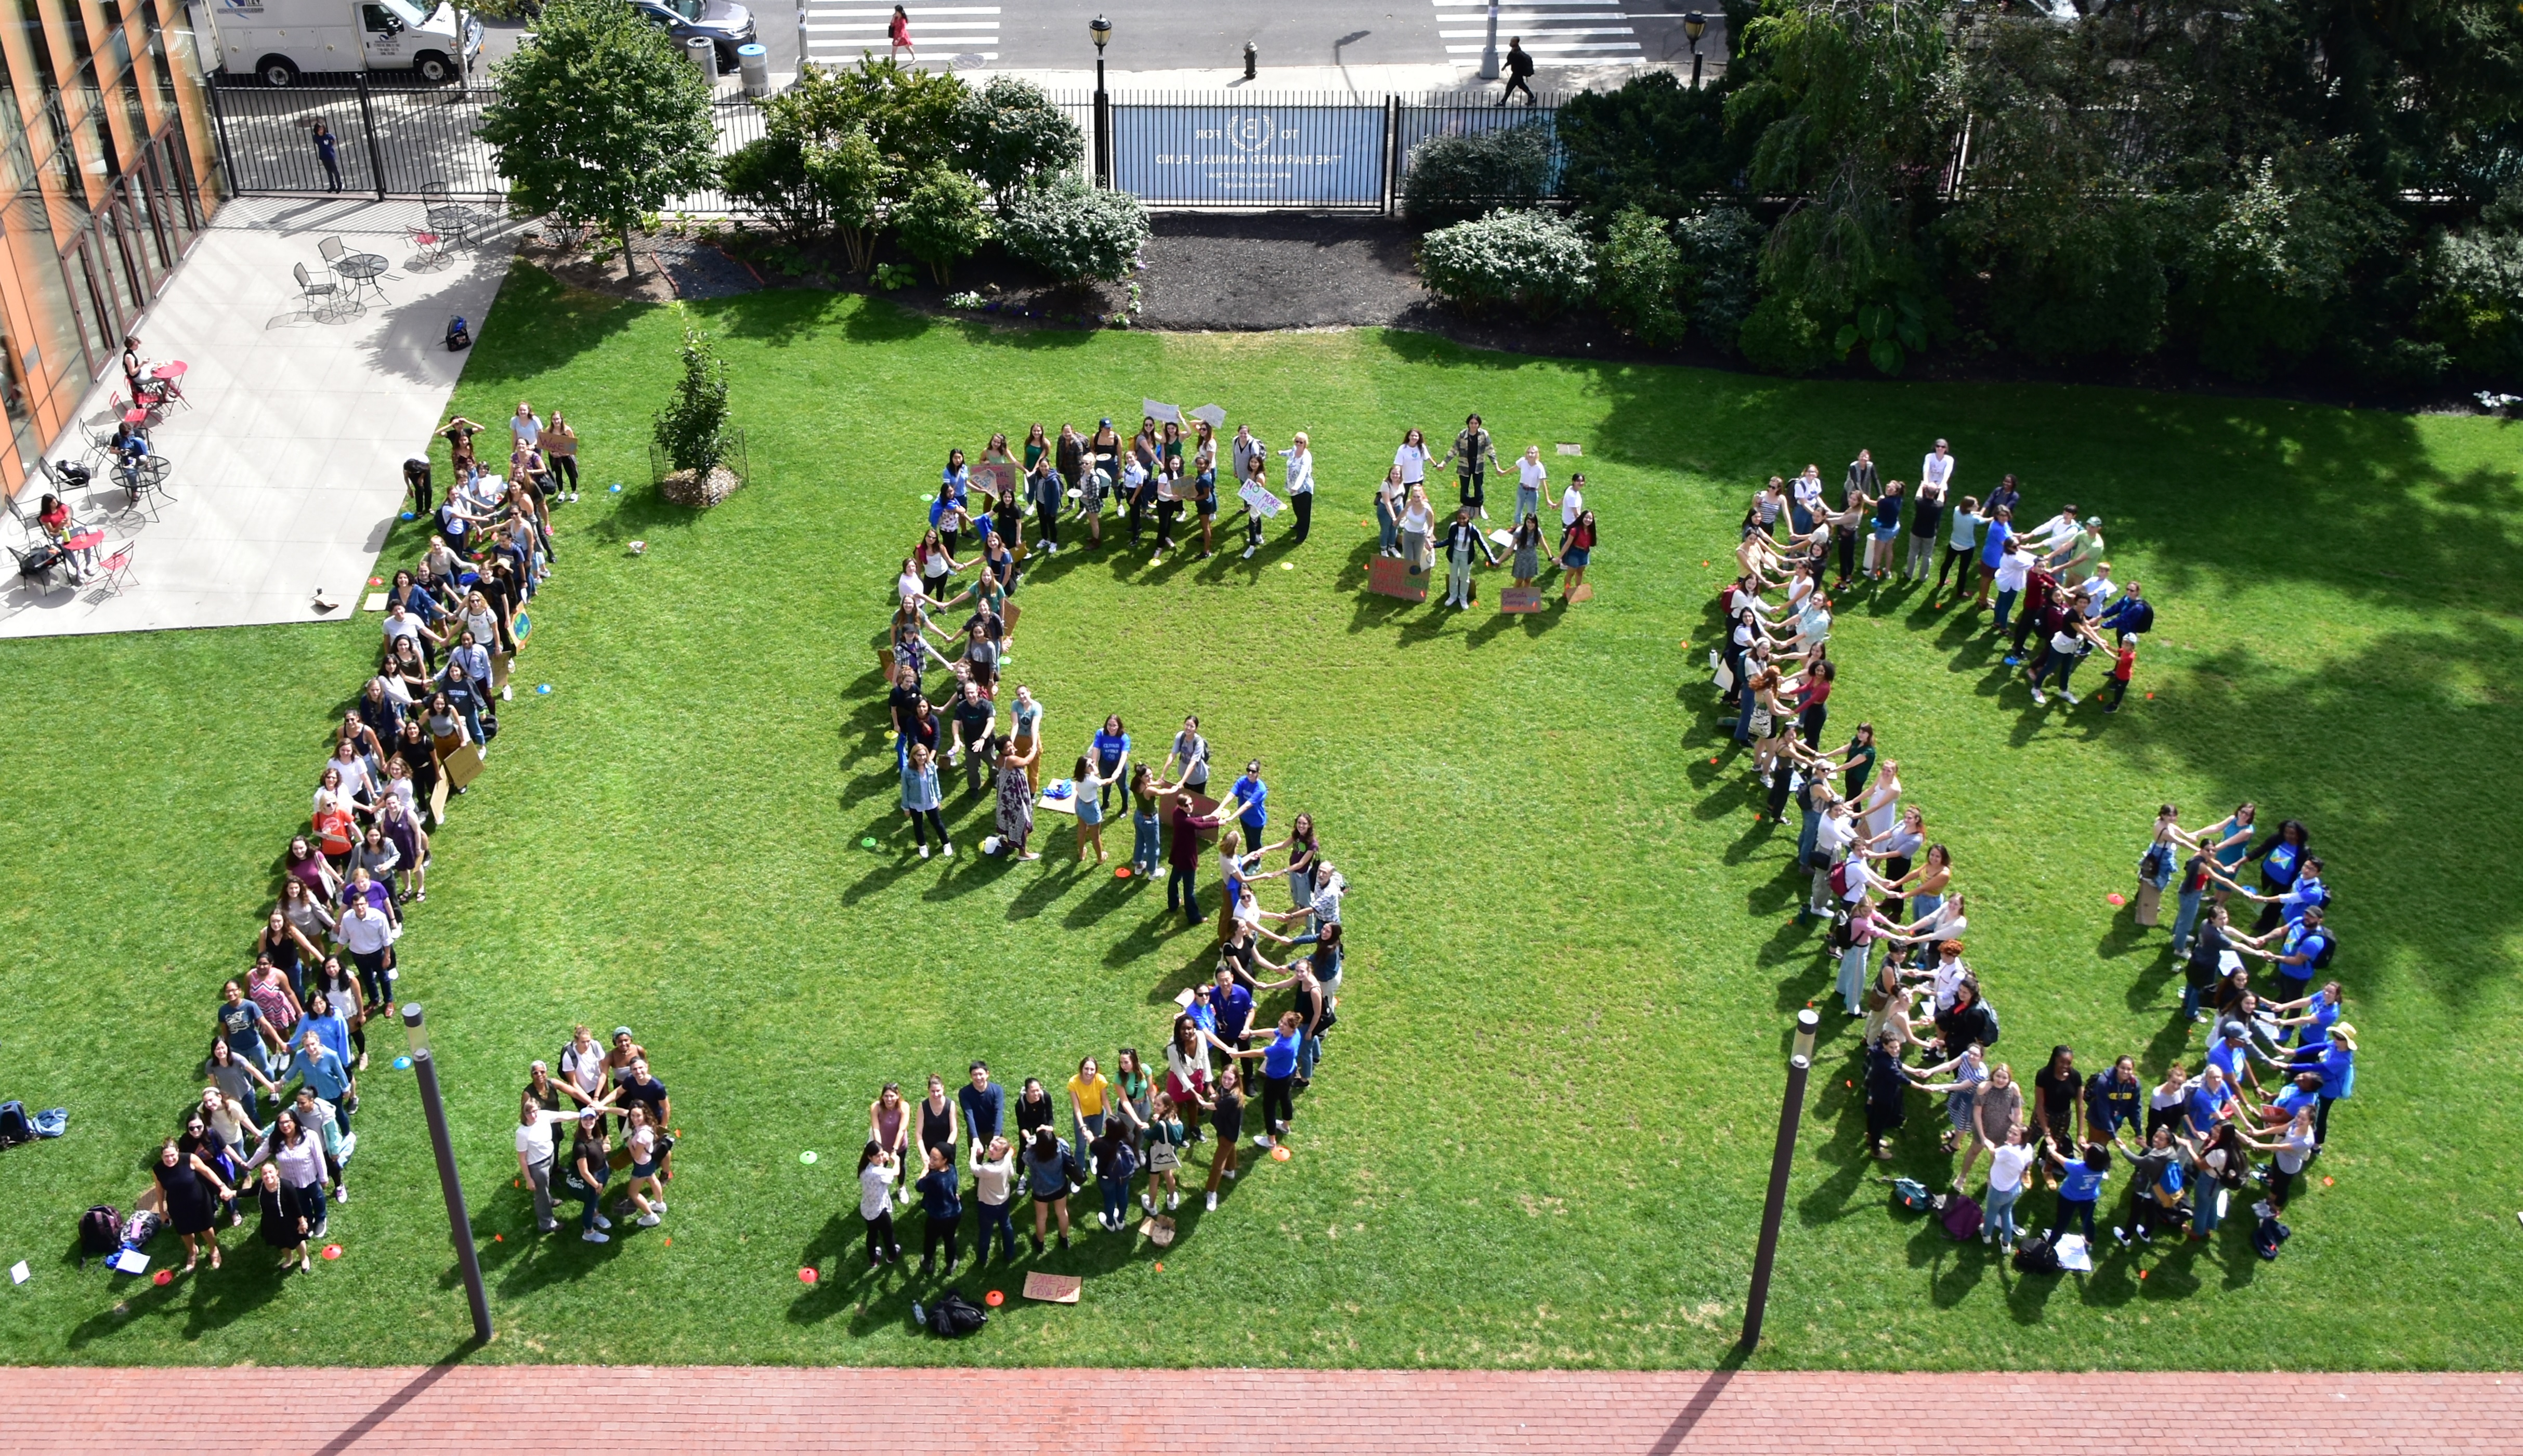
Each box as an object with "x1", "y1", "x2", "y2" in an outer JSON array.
[{"x1": 2, "y1": 195, "x2": 517, "y2": 638}]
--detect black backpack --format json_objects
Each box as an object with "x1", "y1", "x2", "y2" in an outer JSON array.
[
  {"x1": 2253, "y1": 1213, "x2": 2292, "y2": 1261},
  {"x1": 2308, "y1": 929, "x2": 2338, "y2": 971},
  {"x1": 927, "y1": 1288, "x2": 989, "y2": 1338},
  {"x1": 445, "y1": 315, "x2": 472, "y2": 351},
  {"x1": 2012, "y1": 1232, "x2": 2063, "y2": 1275},
  {"x1": 0, "y1": 1101, "x2": 28, "y2": 1146},
  {"x1": 79, "y1": 1205, "x2": 122, "y2": 1265}
]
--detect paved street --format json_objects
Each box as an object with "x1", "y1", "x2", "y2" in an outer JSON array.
[{"x1": 765, "y1": 0, "x2": 1727, "y2": 89}]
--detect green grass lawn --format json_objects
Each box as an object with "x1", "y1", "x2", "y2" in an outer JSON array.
[{"x1": 3, "y1": 269, "x2": 2520, "y2": 1370}]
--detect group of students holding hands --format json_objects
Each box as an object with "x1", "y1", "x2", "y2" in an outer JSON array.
[
  {"x1": 846, "y1": 883, "x2": 1347, "y2": 1280},
  {"x1": 1743, "y1": 445, "x2": 2155, "y2": 713},
  {"x1": 1707, "y1": 441, "x2": 2361, "y2": 1265},
  {"x1": 135, "y1": 410, "x2": 575, "y2": 1280}
]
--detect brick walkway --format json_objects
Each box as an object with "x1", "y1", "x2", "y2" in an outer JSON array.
[{"x1": 3, "y1": 1366, "x2": 2514, "y2": 1453}]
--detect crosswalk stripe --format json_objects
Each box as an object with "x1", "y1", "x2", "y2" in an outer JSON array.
[
  {"x1": 1441, "y1": 25, "x2": 1635, "y2": 36},
  {"x1": 1443, "y1": 40, "x2": 1642, "y2": 51}
]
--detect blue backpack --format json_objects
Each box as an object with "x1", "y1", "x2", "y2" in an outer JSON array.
[{"x1": 0, "y1": 1101, "x2": 29, "y2": 1146}]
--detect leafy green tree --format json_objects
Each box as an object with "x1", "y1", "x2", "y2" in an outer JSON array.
[
  {"x1": 478, "y1": 0, "x2": 717, "y2": 280},
  {"x1": 892, "y1": 168, "x2": 992, "y2": 284},
  {"x1": 958, "y1": 76, "x2": 1086, "y2": 214},
  {"x1": 1402, "y1": 124, "x2": 1557, "y2": 228},
  {"x1": 1727, "y1": 0, "x2": 1955, "y2": 374},
  {"x1": 653, "y1": 324, "x2": 731, "y2": 477},
  {"x1": 808, "y1": 128, "x2": 893, "y2": 274}
]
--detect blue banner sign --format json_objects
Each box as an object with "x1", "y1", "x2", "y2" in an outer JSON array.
[{"x1": 1115, "y1": 103, "x2": 1387, "y2": 206}]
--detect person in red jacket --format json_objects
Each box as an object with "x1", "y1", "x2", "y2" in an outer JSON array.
[{"x1": 1167, "y1": 793, "x2": 1222, "y2": 925}]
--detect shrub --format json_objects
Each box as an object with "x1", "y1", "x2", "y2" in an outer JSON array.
[
  {"x1": 1555, "y1": 72, "x2": 1742, "y2": 227},
  {"x1": 959, "y1": 76, "x2": 1086, "y2": 214},
  {"x1": 892, "y1": 168, "x2": 992, "y2": 285},
  {"x1": 653, "y1": 324, "x2": 730, "y2": 478},
  {"x1": 720, "y1": 133, "x2": 824, "y2": 241},
  {"x1": 1403, "y1": 124, "x2": 1555, "y2": 229},
  {"x1": 2415, "y1": 225, "x2": 2523, "y2": 383},
  {"x1": 1419, "y1": 208, "x2": 1594, "y2": 317},
  {"x1": 1596, "y1": 207, "x2": 1687, "y2": 346},
  {"x1": 1736, "y1": 293, "x2": 1836, "y2": 375},
  {"x1": 1673, "y1": 204, "x2": 1761, "y2": 353},
  {"x1": 1000, "y1": 175, "x2": 1149, "y2": 284}
]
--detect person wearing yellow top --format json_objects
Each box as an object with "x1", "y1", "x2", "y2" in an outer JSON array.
[{"x1": 1066, "y1": 1056, "x2": 1111, "y2": 1152}]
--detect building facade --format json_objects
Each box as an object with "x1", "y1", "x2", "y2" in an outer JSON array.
[{"x1": 0, "y1": 0, "x2": 221, "y2": 500}]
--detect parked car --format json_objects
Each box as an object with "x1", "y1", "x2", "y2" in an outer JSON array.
[{"x1": 629, "y1": 0, "x2": 754, "y2": 72}]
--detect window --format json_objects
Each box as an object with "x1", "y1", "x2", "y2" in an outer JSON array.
[{"x1": 362, "y1": 4, "x2": 399, "y2": 31}]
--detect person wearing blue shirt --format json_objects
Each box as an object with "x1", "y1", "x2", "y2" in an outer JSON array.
[
  {"x1": 1971, "y1": 506, "x2": 2014, "y2": 610},
  {"x1": 2206, "y1": 1021, "x2": 2279, "y2": 1094},
  {"x1": 2181, "y1": 1065, "x2": 2238, "y2": 1141},
  {"x1": 2255, "y1": 908, "x2": 2332, "y2": 1021},
  {"x1": 957, "y1": 1062, "x2": 1004, "y2": 1156},
  {"x1": 302, "y1": 994, "x2": 354, "y2": 1070},
  {"x1": 287, "y1": 1031, "x2": 357, "y2": 1134},
  {"x1": 2044, "y1": 1142, "x2": 2110, "y2": 1244},
  {"x1": 1089, "y1": 715, "x2": 1131, "y2": 811},
  {"x1": 2290, "y1": 1025, "x2": 2356, "y2": 1147},
  {"x1": 2212, "y1": 855, "x2": 2326, "y2": 928},
  {"x1": 1239, "y1": 1011, "x2": 1305, "y2": 1147},
  {"x1": 1223, "y1": 760, "x2": 1267, "y2": 838},
  {"x1": 914, "y1": 1144, "x2": 964, "y2": 1276}
]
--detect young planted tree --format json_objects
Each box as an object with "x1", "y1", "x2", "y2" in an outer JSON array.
[
  {"x1": 479, "y1": 0, "x2": 718, "y2": 280},
  {"x1": 654, "y1": 323, "x2": 733, "y2": 481},
  {"x1": 892, "y1": 168, "x2": 991, "y2": 285},
  {"x1": 957, "y1": 75, "x2": 1085, "y2": 215}
]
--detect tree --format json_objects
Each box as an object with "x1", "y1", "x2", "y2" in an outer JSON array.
[
  {"x1": 478, "y1": 0, "x2": 718, "y2": 280},
  {"x1": 1401, "y1": 124, "x2": 1556, "y2": 229},
  {"x1": 999, "y1": 174, "x2": 1149, "y2": 283},
  {"x1": 1597, "y1": 207, "x2": 1688, "y2": 346},
  {"x1": 892, "y1": 168, "x2": 992, "y2": 284},
  {"x1": 958, "y1": 75, "x2": 1085, "y2": 214},
  {"x1": 1727, "y1": 0, "x2": 1955, "y2": 373},
  {"x1": 653, "y1": 323, "x2": 731, "y2": 478},
  {"x1": 1555, "y1": 71, "x2": 1744, "y2": 227}
]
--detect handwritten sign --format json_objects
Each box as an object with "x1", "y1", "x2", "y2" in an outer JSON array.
[{"x1": 1367, "y1": 556, "x2": 1427, "y2": 602}]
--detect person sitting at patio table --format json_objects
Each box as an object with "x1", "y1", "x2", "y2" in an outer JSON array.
[
  {"x1": 111, "y1": 421, "x2": 151, "y2": 495},
  {"x1": 36, "y1": 494, "x2": 100, "y2": 582}
]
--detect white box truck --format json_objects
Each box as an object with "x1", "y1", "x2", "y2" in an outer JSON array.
[{"x1": 203, "y1": 0, "x2": 483, "y2": 86}]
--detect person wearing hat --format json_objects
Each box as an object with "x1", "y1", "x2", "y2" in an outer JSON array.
[
  {"x1": 569, "y1": 1107, "x2": 615, "y2": 1242},
  {"x1": 604, "y1": 1027, "x2": 648, "y2": 1090},
  {"x1": 2290, "y1": 1022, "x2": 2356, "y2": 1148}
]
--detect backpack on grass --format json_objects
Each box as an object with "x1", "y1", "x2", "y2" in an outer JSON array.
[
  {"x1": 1941, "y1": 1192, "x2": 1984, "y2": 1242},
  {"x1": 2012, "y1": 1233, "x2": 2063, "y2": 1275},
  {"x1": 0, "y1": 1101, "x2": 29, "y2": 1146},
  {"x1": 1891, "y1": 1177, "x2": 1932, "y2": 1213},
  {"x1": 79, "y1": 1205, "x2": 122, "y2": 1266},
  {"x1": 2253, "y1": 1213, "x2": 2291, "y2": 1261},
  {"x1": 926, "y1": 1289, "x2": 989, "y2": 1338}
]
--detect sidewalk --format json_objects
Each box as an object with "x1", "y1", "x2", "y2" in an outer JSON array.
[
  {"x1": 734, "y1": 58, "x2": 1720, "y2": 98},
  {"x1": 1, "y1": 196, "x2": 514, "y2": 639},
  {"x1": 0, "y1": 1365, "x2": 2508, "y2": 1453}
]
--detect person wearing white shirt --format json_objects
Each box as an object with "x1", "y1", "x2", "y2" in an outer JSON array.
[
  {"x1": 1790, "y1": 464, "x2": 1826, "y2": 532},
  {"x1": 1392, "y1": 426, "x2": 1431, "y2": 489},
  {"x1": 510, "y1": 401, "x2": 542, "y2": 451},
  {"x1": 517, "y1": 1087, "x2": 610, "y2": 1233},
  {"x1": 1990, "y1": 541, "x2": 2033, "y2": 632},
  {"x1": 1983, "y1": 1124, "x2": 2038, "y2": 1249},
  {"x1": 2018, "y1": 505, "x2": 2081, "y2": 558},
  {"x1": 1558, "y1": 474, "x2": 1585, "y2": 542},
  {"x1": 1279, "y1": 431, "x2": 1315, "y2": 544},
  {"x1": 1920, "y1": 438, "x2": 1956, "y2": 491},
  {"x1": 1512, "y1": 445, "x2": 1551, "y2": 525},
  {"x1": 336, "y1": 898, "x2": 393, "y2": 992},
  {"x1": 1809, "y1": 804, "x2": 1856, "y2": 914}
]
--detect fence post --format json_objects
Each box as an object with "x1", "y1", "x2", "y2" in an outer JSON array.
[
  {"x1": 1384, "y1": 95, "x2": 1403, "y2": 218},
  {"x1": 206, "y1": 79, "x2": 241, "y2": 195},
  {"x1": 355, "y1": 75, "x2": 389, "y2": 200}
]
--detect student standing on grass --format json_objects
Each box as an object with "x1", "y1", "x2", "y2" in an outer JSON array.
[
  {"x1": 858, "y1": 1141, "x2": 901, "y2": 1266},
  {"x1": 1168, "y1": 792, "x2": 1223, "y2": 925},
  {"x1": 1903, "y1": 469, "x2": 1946, "y2": 582},
  {"x1": 969, "y1": 1135, "x2": 1018, "y2": 1265},
  {"x1": 917, "y1": 1145, "x2": 962, "y2": 1275},
  {"x1": 619, "y1": 1103, "x2": 667, "y2": 1228},
  {"x1": 1142, "y1": 1092, "x2": 1188, "y2": 1212},
  {"x1": 1933, "y1": 495, "x2": 1984, "y2": 602},
  {"x1": 1071, "y1": 754, "x2": 1114, "y2": 865},
  {"x1": 256, "y1": 1163, "x2": 314, "y2": 1273},
  {"x1": 1375, "y1": 465, "x2": 1406, "y2": 557},
  {"x1": 1558, "y1": 509, "x2": 1597, "y2": 598},
  {"x1": 1864, "y1": 1032, "x2": 1910, "y2": 1160},
  {"x1": 1025, "y1": 1126, "x2": 1075, "y2": 1252},
  {"x1": 1203, "y1": 1068, "x2": 1245, "y2": 1209},
  {"x1": 901, "y1": 742, "x2": 949, "y2": 859},
  {"x1": 518, "y1": 1090, "x2": 589, "y2": 1234},
  {"x1": 1089, "y1": 714, "x2": 1131, "y2": 812},
  {"x1": 2235, "y1": 1106, "x2": 2319, "y2": 1211},
  {"x1": 1981, "y1": 1123, "x2": 2036, "y2": 1249},
  {"x1": 1438, "y1": 505, "x2": 1500, "y2": 609},
  {"x1": 2044, "y1": 1142, "x2": 2110, "y2": 1245},
  {"x1": 155, "y1": 1138, "x2": 233, "y2": 1273},
  {"x1": 870, "y1": 1082, "x2": 914, "y2": 1208},
  {"x1": 1453, "y1": 415, "x2": 1501, "y2": 518},
  {"x1": 996, "y1": 736, "x2": 1040, "y2": 859},
  {"x1": 917, "y1": 1074, "x2": 959, "y2": 1184},
  {"x1": 1398, "y1": 484, "x2": 1436, "y2": 575},
  {"x1": 1067, "y1": 1056, "x2": 1112, "y2": 1152},
  {"x1": 1282, "y1": 431, "x2": 1316, "y2": 544}
]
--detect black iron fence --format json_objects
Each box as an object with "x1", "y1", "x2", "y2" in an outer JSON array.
[
  {"x1": 210, "y1": 77, "x2": 1557, "y2": 217},
  {"x1": 1048, "y1": 90, "x2": 1566, "y2": 213},
  {"x1": 207, "y1": 77, "x2": 764, "y2": 215}
]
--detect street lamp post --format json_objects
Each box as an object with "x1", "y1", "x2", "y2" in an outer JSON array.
[
  {"x1": 403, "y1": 1002, "x2": 492, "y2": 1345},
  {"x1": 1479, "y1": 2, "x2": 1501, "y2": 81},
  {"x1": 1740, "y1": 1008, "x2": 1819, "y2": 1350},
  {"x1": 1684, "y1": 11, "x2": 1707, "y2": 90},
  {"x1": 1090, "y1": 15, "x2": 1112, "y2": 189}
]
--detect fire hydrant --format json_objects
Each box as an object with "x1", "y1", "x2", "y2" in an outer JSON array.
[{"x1": 1243, "y1": 38, "x2": 1257, "y2": 79}]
